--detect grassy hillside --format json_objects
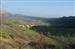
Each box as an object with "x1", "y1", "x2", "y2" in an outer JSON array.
[
  {"x1": 0, "y1": 11, "x2": 75, "y2": 49},
  {"x1": 0, "y1": 17, "x2": 63, "y2": 49}
]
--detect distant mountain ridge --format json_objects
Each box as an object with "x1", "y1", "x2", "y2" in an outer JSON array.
[
  {"x1": 0, "y1": 10, "x2": 75, "y2": 26},
  {"x1": 47, "y1": 16, "x2": 75, "y2": 28},
  {"x1": 0, "y1": 10, "x2": 49, "y2": 21}
]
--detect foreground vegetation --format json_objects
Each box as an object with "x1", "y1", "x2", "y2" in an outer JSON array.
[
  {"x1": 0, "y1": 17, "x2": 62, "y2": 49},
  {"x1": 0, "y1": 12, "x2": 75, "y2": 49}
]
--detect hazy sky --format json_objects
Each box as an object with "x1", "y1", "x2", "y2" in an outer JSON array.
[{"x1": 0, "y1": 0, "x2": 75, "y2": 18}]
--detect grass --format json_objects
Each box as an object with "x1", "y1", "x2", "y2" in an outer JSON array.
[{"x1": 0, "y1": 18, "x2": 62, "y2": 49}]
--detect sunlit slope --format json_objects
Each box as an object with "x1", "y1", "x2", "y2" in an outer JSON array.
[{"x1": 0, "y1": 18, "x2": 62, "y2": 49}]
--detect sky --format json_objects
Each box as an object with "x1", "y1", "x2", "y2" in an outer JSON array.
[{"x1": 0, "y1": 0, "x2": 75, "y2": 18}]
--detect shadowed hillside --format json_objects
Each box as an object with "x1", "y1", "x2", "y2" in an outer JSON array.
[{"x1": 30, "y1": 16, "x2": 75, "y2": 49}]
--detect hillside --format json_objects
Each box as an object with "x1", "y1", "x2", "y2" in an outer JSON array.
[
  {"x1": 0, "y1": 11, "x2": 62, "y2": 49},
  {"x1": 47, "y1": 16, "x2": 75, "y2": 28},
  {"x1": 0, "y1": 11, "x2": 75, "y2": 49},
  {"x1": 30, "y1": 16, "x2": 75, "y2": 49}
]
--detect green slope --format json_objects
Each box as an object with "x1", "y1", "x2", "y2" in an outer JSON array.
[{"x1": 0, "y1": 18, "x2": 62, "y2": 49}]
